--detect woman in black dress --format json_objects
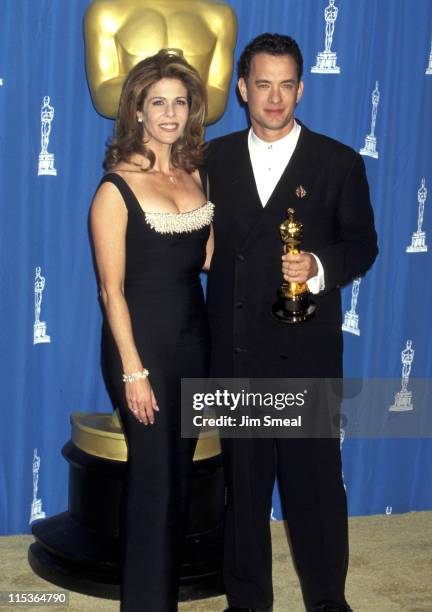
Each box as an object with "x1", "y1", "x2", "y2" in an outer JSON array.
[{"x1": 90, "y1": 50, "x2": 213, "y2": 612}]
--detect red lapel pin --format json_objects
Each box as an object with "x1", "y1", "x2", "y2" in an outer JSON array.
[{"x1": 295, "y1": 185, "x2": 307, "y2": 198}]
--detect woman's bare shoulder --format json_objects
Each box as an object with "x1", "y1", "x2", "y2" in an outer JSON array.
[{"x1": 92, "y1": 176, "x2": 127, "y2": 214}]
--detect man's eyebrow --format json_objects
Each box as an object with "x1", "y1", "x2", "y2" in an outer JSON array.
[{"x1": 254, "y1": 78, "x2": 297, "y2": 85}]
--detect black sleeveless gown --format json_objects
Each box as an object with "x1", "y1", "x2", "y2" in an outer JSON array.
[{"x1": 98, "y1": 173, "x2": 212, "y2": 612}]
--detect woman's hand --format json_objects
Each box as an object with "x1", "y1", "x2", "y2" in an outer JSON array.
[{"x1": 125, "y1": 377, "x2": 159, "y2": 425}]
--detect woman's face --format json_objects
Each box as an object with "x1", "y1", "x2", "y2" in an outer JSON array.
[{"x1": 137, "y1": 78, "x2": 189, "y2": 148}]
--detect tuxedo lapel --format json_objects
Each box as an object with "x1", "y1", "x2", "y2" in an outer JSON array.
[
  {"x1": 218, "y1": 124, "x2": 323, "y2": 251},
  {"x1": 264, "y1": 124, "x2": 312, "y2": 213},
  {"x1": 245, "y1": 124, "x2": 322, "y2": 239},
  {"x1": 227, "y1": 131, "x2": 264, "y2": 246}
]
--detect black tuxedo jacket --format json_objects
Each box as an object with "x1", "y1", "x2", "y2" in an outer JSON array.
[{"x1": 206, "y1": 122, "x2": 378, "y2": 378}]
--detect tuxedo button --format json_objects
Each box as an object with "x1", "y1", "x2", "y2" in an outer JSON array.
[
  {"x1": 235, "y1": 301, "x2": 244, "y2": 309},
  {"x1": 234, "y1": 347, "x2": 244, "y2": 354},
  {"x1": 236, "y1": 253, "x2": 245, "y2": 262}
]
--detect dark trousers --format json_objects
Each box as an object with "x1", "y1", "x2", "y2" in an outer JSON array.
[
  {"x1": 222, "y1": 437, "x2": 349, "y2": 611},
  {"x1": 118, "y1": 400, "x2": 196, "y2": 612}
]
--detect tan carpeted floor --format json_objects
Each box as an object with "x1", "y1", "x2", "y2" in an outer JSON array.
[{"x1": 1, "y1": 512, "x2": 431, "y2": 611}]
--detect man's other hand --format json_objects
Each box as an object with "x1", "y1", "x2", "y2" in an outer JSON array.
[{"x1": 281, "y1": 252, "x2": 318, "y2": 284}]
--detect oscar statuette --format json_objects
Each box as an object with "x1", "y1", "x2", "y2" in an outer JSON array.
[{"x1": 272, "y1": 208, "x2": 316, "y2": 323}]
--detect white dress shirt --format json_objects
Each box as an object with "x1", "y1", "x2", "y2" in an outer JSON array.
[{"x1": 247, "y1": 122, "x2": 325, "y2": 293}]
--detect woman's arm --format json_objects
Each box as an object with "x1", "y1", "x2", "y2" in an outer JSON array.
[
  {"x1": 203, "y1": 224, "x2": 214, "y2": 271},
  {"x1": 192, "y1": 169, "x2": 214, "y2": 271},
  {"x1": 90, "y1": 181, "x2": 158, "y2": 424}
]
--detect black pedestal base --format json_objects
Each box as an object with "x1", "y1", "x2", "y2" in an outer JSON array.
[
  {"x1": 29, "y1": 440, "x2": 225, "y2": 601},
  {"x1": 29, "y1": 519, "x2": 224, "y2": 601}
]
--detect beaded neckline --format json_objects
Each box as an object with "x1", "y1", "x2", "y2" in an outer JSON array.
[
  {"x1": 103, "y1": 173, "x2": 213, "y2": 234},
  {"x1": 144, "y1": 202, "x2": 214, "y2": 234},
  {"x1": 143, "y1": 201, "x2": 211, "y2": 216}
]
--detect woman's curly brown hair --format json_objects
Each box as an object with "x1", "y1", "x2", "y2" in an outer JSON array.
[{"x1": 103, "y1": 50, "x2": 207, "y2": 173}]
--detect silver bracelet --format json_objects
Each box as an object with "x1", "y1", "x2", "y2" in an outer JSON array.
[{"x1": 122, "y1": 368, "x2": 149, "y2": 383}]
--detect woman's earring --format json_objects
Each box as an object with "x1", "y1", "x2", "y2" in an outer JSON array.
[{"x1": 137, "y1": 117, "x2": 143, "y2": 123}]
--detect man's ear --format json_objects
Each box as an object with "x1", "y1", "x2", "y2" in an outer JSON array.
[
  {"x1": 296, "y1": 80, "x2": 304, "y2": 104},
  {"x1": 237, "y1": 78, "x2": 248, "y2": 103}
]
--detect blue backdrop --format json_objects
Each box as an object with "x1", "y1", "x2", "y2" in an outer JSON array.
[{"x1": 1, "y1": 0, "x2": 431, "y2": 535}]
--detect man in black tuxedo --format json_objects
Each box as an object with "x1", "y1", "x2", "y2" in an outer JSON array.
[{"x1": 206, "y1": 34, "x2": 378, "y2": 612}]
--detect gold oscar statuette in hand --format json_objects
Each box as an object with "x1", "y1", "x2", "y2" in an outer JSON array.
[{"x1": 272, "y1": 208, "x2": 316, "y2": 323}]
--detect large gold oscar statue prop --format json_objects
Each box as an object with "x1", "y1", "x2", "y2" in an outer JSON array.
[
  {"x1": 29, "y1": 1, "x2": 237, "y2": 601},
  {"x1": 84, "y1": 0, "x2": 237, "y2": 123}
]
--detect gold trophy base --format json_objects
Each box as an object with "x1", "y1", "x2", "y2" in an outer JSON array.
[{"x1": 272, "y1": 290, "x2": 316, "y2": 324}]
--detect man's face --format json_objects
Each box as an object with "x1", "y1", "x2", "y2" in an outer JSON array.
[{"x1": 238, "y1": 52, "x2": 303, "y2": 141}]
